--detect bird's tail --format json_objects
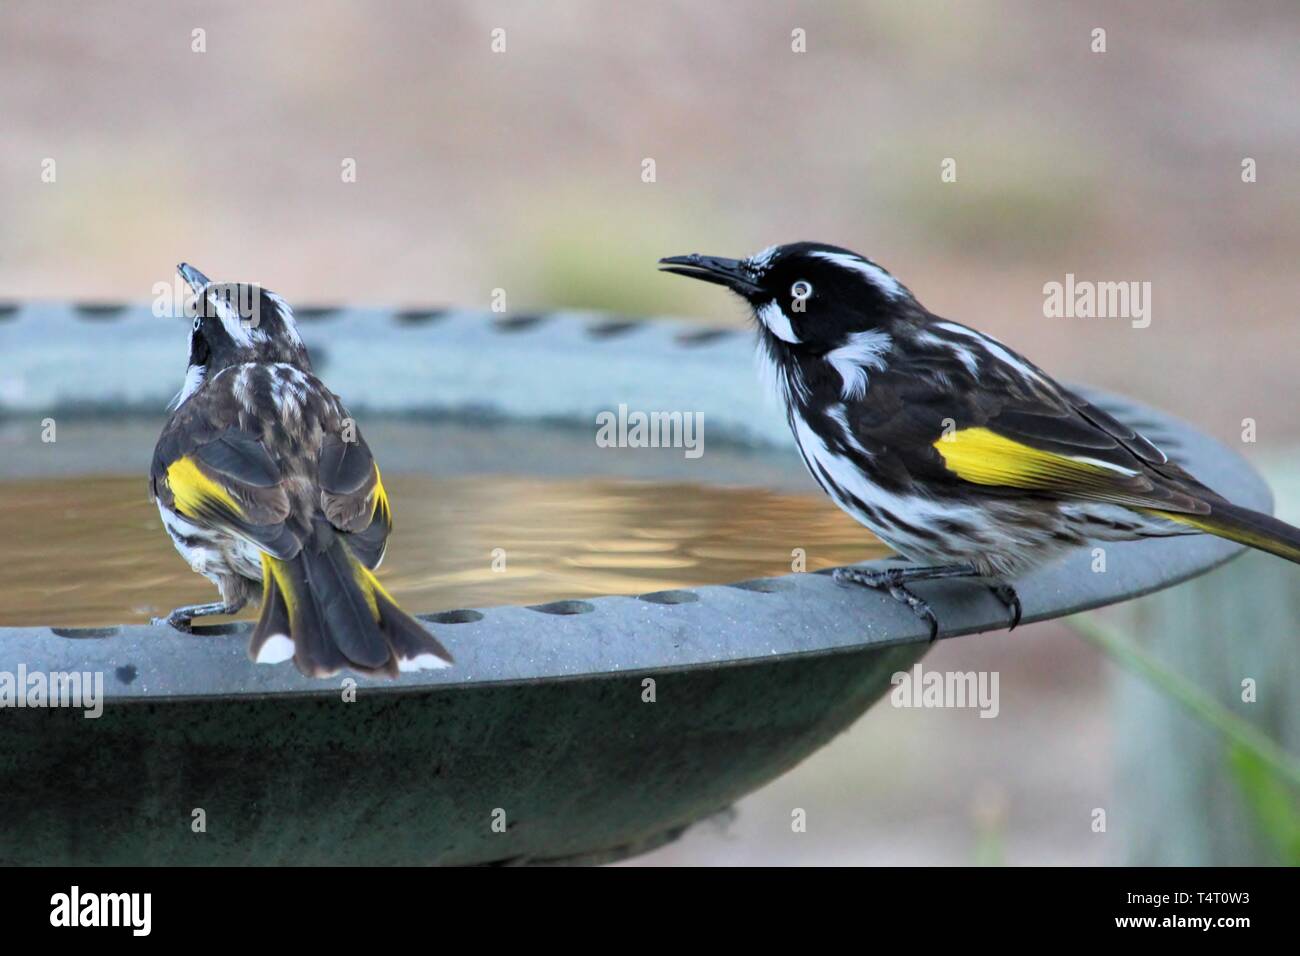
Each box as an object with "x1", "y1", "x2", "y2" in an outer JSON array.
[
  {"x1": 1147, "y1": 500, "x2": 1300, "y2": 565},
  {"x1": 250, "y1": 522, "x2": 452, "y2": 677}
]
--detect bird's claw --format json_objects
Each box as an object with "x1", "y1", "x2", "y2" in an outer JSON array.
[
  {"x1": 152, "y1": 613, "x2": 193, "y2": 632},
  {"x1": 987, "y1": 584, "x2": 1022, "y2": 631},
  {"x1": 833, "y1": 566, "x2": 1020, "y2": 640},
  {"x1": 834, "y1": 567, "x2": 942, "y2": 642},
  {"x1": 152, "y1": 599, "x2": 244, "y2": 632}
]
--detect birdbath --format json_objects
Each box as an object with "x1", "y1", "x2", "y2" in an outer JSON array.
[{"x1": 0, "y1": 300, "x2": 1270, "y2": 864}]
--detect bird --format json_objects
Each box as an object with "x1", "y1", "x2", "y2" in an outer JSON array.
[
  {"x1": 660, "y1": 241, "x2": 1300, "y2": 639},
  {"x1": 149, "y1": 263, "x2": 453, "y2": 677}
]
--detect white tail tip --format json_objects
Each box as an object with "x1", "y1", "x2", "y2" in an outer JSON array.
[{"x1": 255, "y1": 634, "x2": 295, "y2": 664}]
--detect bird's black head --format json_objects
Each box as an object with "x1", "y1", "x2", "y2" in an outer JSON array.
[
  {"x1": 659, "y1": 242, "x2": 915, "y2": 351},
  {"x1": 169, "y1": 263, "x2": 311, "y2": 408},
  {"x1": 177, "y1": 262, "x2": 310, "y2": 370}
]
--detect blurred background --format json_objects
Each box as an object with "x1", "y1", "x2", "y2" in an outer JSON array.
[{"x1": 1, "y1": 1, "x2": 1297, "y2": 864}]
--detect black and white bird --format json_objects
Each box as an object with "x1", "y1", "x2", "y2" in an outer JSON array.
[
  {"x1": 661, "y1": 242, "x2": 1300, "y2": 637},
  {"x1": 150, "y1": 263, "x2": 452, "y2": 677}
]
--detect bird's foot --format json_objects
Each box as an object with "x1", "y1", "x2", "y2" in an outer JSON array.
[
  {"x1": 987, "y1": 583, "x2": 1022, "y2": 631},
  {"x1": 152, "y1": 599, "x2": 246, "y2": 633},
  {"x1": 833, "y1": 566, "x2": 941, "y2": 641}
]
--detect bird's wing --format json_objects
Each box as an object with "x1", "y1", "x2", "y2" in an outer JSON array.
[
  {"x1": 151, "y1": 414, "x2": 301, "y2": 558},
  {"x1": 318, "y1": 430, "x2": 392, "y2": 569},
  {"x1": 842, "y1": 321, "x2": 1212, "y2": 515}
]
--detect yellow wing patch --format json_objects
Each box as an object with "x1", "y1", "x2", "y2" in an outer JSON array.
[
  {"x1": 1142, "y1": 510, "x2": 1300, "y2": 562},
  {"x1": 932, "y1": 427, "x2": 1123, "y2": 490},
  {"x1": 167, "y1": 455, "x2": 243, "y2": 518},
  {"x1": 260, "y1": 551, "x2": 297, "y2": 618},
  {"x1": 371, "y1": 466, "x2": 392, "y2": 524},
  {"x1": 351, "y1": 555, "x2": 402, "y2": 622}
]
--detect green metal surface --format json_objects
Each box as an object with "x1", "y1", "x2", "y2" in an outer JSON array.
[{"x1": 0, "y1": 643, "x2": 924, "y2": 866}]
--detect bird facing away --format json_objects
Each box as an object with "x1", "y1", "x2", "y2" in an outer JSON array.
[
  {"x1": 150, "y1": 263, "x2": 452, "y2": 677},
  {"x1": 660, "y1": 242, "x2": 1300, "y2": 638}
]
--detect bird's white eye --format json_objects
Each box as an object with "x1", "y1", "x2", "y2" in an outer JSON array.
[
  {"x1": 192, "y1": 316, "x2": 202, "y2": 332},
  {"x1": 791, "y1": 280, "x2": 812, "y2": 300}
]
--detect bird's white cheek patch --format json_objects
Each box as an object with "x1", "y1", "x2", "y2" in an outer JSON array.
[
  {"x1": 205, "y1": 289, "x2": 256, "y2": 348},
  {"x1": 255, "y1": 634, "x2": 295, "y2": 664},
  {"x1": 756, "y1": 301, "x2": 800, "y2": 344},
  {"x1": 170, "y1": 362, "x2": 207, "y2": 410}
]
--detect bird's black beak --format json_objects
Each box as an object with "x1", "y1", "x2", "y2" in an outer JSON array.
[
  {"x1": 177, "y1": 262, "x2": 210, "y2": 295},
  {"x1": 659, "y1": 254, "x2": 763, "y2": 296}
]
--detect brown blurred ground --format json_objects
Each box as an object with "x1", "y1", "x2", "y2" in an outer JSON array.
[
  {"x1": 2, "y1": 0, "x2": 1296, "y2": 865},
  {"x1": 2, "y1": 1, "x2": 1297, "y2": 446}
]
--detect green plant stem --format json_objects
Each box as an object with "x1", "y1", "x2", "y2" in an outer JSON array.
[{"x1": 1067, "y1": 613, "x2": 1300, "y2": 789}]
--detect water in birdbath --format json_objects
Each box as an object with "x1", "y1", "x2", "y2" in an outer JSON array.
[{"x1": 0, "y1": 474, "x2": 889, "y2": 627}]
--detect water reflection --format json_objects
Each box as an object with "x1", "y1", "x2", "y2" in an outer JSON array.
[{"x1": 0, "y1": 475, "x2": 889, "y2": 626}]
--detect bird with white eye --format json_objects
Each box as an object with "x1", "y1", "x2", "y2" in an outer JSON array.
[{"x1": 660, "y1": 241, "x2": 1300, "y2": 639}]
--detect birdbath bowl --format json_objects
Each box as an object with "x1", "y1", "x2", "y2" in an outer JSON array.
[{"x1": 0, "y1": 301, "x2": 1271, "y2": 865}]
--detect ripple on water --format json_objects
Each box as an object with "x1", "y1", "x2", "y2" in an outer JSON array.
[{"x1": 0, "y1": 475, "x2": 889, "y2": 627}]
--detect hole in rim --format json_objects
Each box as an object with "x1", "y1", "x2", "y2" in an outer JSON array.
[
  {"x1": 493, "y1": 314, "x2": 545, "y2": 332},
  {"x1": 190, "y1": 622, "x2": 252, "y2": 636},
  {"x1": 394, "y1": 309, "x2": 449, "y2": 325},
  {"x1": 527, "y1": 600, "x2": 595, "y2": 616},
  {"x1": 0, "y1": 303, "x2": 18, "y2": 319},
  {"x1": 587, "y1": 318, "x2": 641, "y2": 339},
  {"x1": 74, "y1": 303, "x2": 127, "y2": 318},
  {"x1": 727, "y1": 578, "x2": 793, "y2": 594},
  {"x1": 50, "y1": 626, "x2": 119, "y2": 638},
  {"x1": 675, "y1": 328, "x2": 735, "y2": 345},
  {"x1": 638, "y1": 589, "x2": 700, "y2": 605},
  {"x1": 293, "y1": 306, "x2": 340, "y2": 320},
  {"x1": 420, "y1": 609, "x2": 485, "y2": 625}
]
